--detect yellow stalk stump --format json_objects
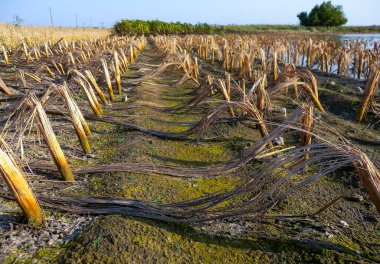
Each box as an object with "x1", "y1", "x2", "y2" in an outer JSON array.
[
  {"x1": 0, "y1": 77, "x2": 12, "y2": 95},
  {"x1": 25, "y1": 72, "x2": 42, "y2": 83},
  {"x1": 300, "y1": 105, "x2": 314, "y2": 160},
  {"x1": 22, "y1": 43, "x2": 30, "y2": 63},
  {"x1": 225, "y1": 73, "x2": 231, "y2": 98},
  {"x1": 44, "y1": 43, "x2": 50, "y2": 57},
  {"x1": 58, "y1": 85, "x2": 91, "y2": 154},
  {"x1": 83, "y1": 76, "x2": 103, "y2": 115},
  {"x1": 51, "y1": 60, "x2": 62, "y2": 74},
  {"x1": 301, "y1": 105, "x2": 314, "y2": 145},
  {"x1": 193, "y1": 57, "x2": 199, "y2": 81},
  {"x1": 114, "y1": 52, "x2": 122, "y2": 94},
  {"x1": 68, "y1": 52, "x2": 77, "y2": 70},
  {"x1": 31, "y1": 96, "x2": 74, "y2": 181},
  {"x1": 133, "y1": 46, "x2": 138, "y2": 58},
  {"x1": 119, "y1": 49, "x2": 129, "y2": 73},
  {"x1": 130, "y1": 45, "x2": 134, "y2": 64},
  {"x1": 75, "y1": 77, "x2": 102, "y2": 118},
  {"x1": 0, "y1": 139, "x2": 44, "y2": 227},
  {"x1": 73, "y1": 71, "x2": 102, "y2": 114},
  {"x1": 84, "y1": 70, "x2": 108, "y2": 105},
  {"x1": 273, "y1": 51, "x2": 278, "y2": 83},
  {"x1": 72, "y1": 95, "x2": 92, "y2": 136},
  {"x1": 356, "y1": 67, "x2": 380, "y2": 122},
  {"x1": 306, "y1": 38, "x2": 312, "y2": 67},
  {"x1": 218, "y1": 78, "x2": 235, "y2": 117},
  {"x1": 58, "y1": 63, "x2": 65, "y2": 75},
  {"x1": 240, "y1": 79, "x2": 246, "y2": 102},
  {"x1": 354, "y1": 155, "x2": 380, "y2": 215},
  {"x1": 44, "y1": 65, "x2": 55, "y2": 78},
  {"x1": 2, "y1": 46, "x2": 9, "y2": 64},
  {"x1": 230, "y1": 56, "x2": 235, "y2": 72},
  {"x1": 256, "y1": 81, "x2": 266, "y2": 113},
  {"x1": 33, "y1": 48, "x2": 40, "y2": 61},
  {"x1": 101, "y1": 59, "x2": 115, "y2": 101}
]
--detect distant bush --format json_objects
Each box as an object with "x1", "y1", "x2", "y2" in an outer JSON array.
[
  {"x1": 114, "y1": 19, "x2": 211, "y2": 35},
  {"x1": 297, "y1": 1, "x2": 347, "y2": 27}
]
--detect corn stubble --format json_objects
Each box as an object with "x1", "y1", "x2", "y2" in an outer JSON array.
[
  {"x1": 0, "y1": 138, "x2": 44, "y2": 227},
  {"x1": 0, "y1": 31, "x2": 379, "y2": 231}
]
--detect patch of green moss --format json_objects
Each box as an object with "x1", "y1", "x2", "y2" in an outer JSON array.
[
  {"x1": 4, "y1": 246, "x2": 64, "y2": 264},
  {"x1": 147, "y1": 140, "x2": 230, "y2": 166},
  {"x1": 84, "y1": 174, "x2": 125, "y2": 197},
  {"x1": 123, "y1": 173, "x2": 239, "y2": 203},
  {"x1": 60, "y1": 216, "x2": 364, "y2": 264},
  {"x1": 330, "y1": 235, "x2": 361, "y2": 253},
  {"x1": 33, "y1": 247, "x2": 64, "y2": 263}
]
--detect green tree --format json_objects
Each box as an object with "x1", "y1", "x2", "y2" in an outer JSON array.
[
  {"x1": 297, "y1": 1, "x2": 347, "y2": 27},
  {"x1": 297, "y1": 12, "x2": 309, "y2": 26}
]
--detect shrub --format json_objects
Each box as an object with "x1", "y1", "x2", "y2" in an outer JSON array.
[
  {"x1": 114, "y1": 19, "x2": 211, "y2": 35},
  {"x1": 297, "y1": 1, "x2": 347, "y2": 27}
]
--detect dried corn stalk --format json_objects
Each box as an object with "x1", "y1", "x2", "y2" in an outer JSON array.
[
  {"x1": 0, "y1": 138, "x2": 44, "y2": 227},
  {"x1": 356, "y1": 66, "x2": 380, "y2": 122},
  {"x1": 30, "y1": 96, "x2": 74, "y2": 181},
  {"x1": 101, "y1": 59, "x2": 115, "y2": 101},
  {"x1": 57, "y1": 85, "x2": 91, "y2": 154}
]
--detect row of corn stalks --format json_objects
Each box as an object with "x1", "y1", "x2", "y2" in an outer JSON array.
[
  {"x1": 0, "y1": 35, "x2": 146, "y2": 226},
  {"x1": 150, "y1": 35, "x2": 380, "y2": 219},
  {"x1": 154, "y1": 35, "x2": 379, "y2": 122}
]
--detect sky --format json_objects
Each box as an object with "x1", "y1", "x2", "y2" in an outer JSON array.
[{"x1": 0, "y1": 0, "x2": 379, "y2": 28}]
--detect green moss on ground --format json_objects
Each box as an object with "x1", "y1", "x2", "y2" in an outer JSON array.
[{"x1": 61, "y1": 216, "x2": 364, "y2": 264}]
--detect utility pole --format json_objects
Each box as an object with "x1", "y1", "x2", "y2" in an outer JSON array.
[
  {"x1": 75, "y1": 14, "x2": 78, "y2": 28},
  {"x1": 49, "y1": 6, "x2": 53, "y2": 26}
]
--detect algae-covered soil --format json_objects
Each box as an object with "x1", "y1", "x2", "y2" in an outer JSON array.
[{"x1": 1, "y1": 42, "x2": 380, "y2": 263}]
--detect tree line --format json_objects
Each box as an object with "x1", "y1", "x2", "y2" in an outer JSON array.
[
  {"x1": 114, "y1": 2, "x2": 350, "y2": 35},
  {"x1": 114, "y1": 19, "x2": 211, "y2": 34}
]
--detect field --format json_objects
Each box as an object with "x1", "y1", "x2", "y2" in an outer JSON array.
[
  {"x1": 0, "y1": 24, "x2": 111, "y2": 49},
  {"x1": 0, "y1": 26, "x2": 379, "y2": 263}
]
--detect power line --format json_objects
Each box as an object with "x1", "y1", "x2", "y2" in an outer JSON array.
[{"x1": 49, "y1": 6, "x2": 53, "y2": 26}]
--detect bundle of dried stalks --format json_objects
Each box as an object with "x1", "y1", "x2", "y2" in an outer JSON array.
[{"x1": 269, "y1": 68, "x2": 324, "y2": 112}]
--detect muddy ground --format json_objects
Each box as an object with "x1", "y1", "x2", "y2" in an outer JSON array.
[{"x1": 1, "y1": 41, "x2": 380, "y2": 263}]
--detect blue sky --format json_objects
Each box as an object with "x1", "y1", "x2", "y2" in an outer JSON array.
[{"x1": 0, "y1": 0, "x2": 378, "y2": 27}]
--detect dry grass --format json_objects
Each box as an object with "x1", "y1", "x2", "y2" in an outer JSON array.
[{"x1": 0, "y1": 23, "x2": 111, "y2": 50}]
